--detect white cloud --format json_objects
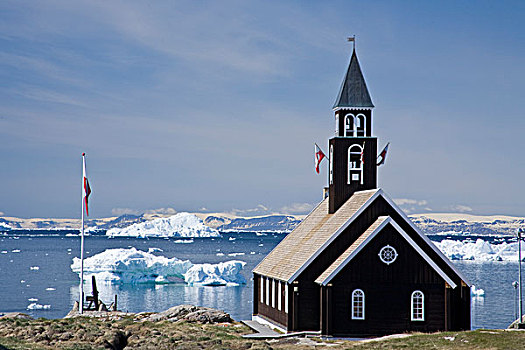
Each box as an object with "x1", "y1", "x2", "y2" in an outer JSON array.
[
  {"x1": 280, "y1": 202, "x2": 314, "y2": 215},
  {"x1": 394, "y1": 198, "x2": 431, "y2": 214},
  {"x1": 229, "y1": 204, "x2": 270, "y2": 217},
  {"x1": 394, "y1": 198, "x2": 428, "y2": 206},
  {"x1": 449, "y1": 204, "x2": 473, "y2": 213},
  {"x1": 145, "y1": 208, "x2": 177, "y2": 216},
  {"x1": 111, "y1": 208, "x2": 141, "y2": 216}
]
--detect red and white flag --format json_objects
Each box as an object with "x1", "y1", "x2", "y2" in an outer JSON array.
[
  {"x1": 377, "y1": 142, "x2": 390, "y2": 166},
  {"x1": 314, "y1": 143, "x2": 326, "y2": 174},
  {"x1": 82, "y1": 153, "x2": 91, "y2": 216}
]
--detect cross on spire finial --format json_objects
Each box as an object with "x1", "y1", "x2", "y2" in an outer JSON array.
[{"x1": 347, "y1": 36, "x2": 356, "y2": 51}]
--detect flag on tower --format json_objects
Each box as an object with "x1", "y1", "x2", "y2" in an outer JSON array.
[
  {"x1": 377, "y1": 142, "x2": 390, "y2": 166},
  {"x1": 82, "y1": 153, "x2": 91, "y2": 216},
  {"x1": 314, "y1": 143, "x2": 326, "y2": 174}
]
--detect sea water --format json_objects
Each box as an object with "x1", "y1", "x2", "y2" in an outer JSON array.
[{"x1": 0, "y1": 231, "x2": 521, "y2": 329}]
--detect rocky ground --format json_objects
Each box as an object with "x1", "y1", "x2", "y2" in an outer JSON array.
[{"x1": 1, "y1": 305, "x2": 525, "y2": 349}]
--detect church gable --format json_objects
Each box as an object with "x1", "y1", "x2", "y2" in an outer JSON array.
[{"x1": 315, "y1": 216, "x2": 456, "y2": 287}]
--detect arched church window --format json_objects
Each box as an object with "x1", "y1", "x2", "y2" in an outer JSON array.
[
  {"x1": 411, "y1": 291, "x2": 424, "y2": 321},
  {"x1": 356, "y1": 114, "x2": 366, "y2": 137},
  {"x1": 344, "y1": 114, "x2": 355, "y2": 137},
  {"x1": 335, "y1": 114, "x2": 339, "y2": 135},
  {"x1": 351, "y1": 289, "x2": 365, "y2": 320},
  {"x1": 329, "y1": 145, "x2": 333, "y2": 185},
  {"x1": 348, "y1": 144, "x2": 364, "y2": 185}
]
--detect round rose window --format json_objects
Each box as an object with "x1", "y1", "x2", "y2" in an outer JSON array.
[{"x1": 379, "y1": 245, "x2": 397, "y2": 265}]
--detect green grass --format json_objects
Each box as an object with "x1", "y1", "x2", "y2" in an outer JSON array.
[{"x1": 1, "y1": 317, "x2": 525, "y2": 350}]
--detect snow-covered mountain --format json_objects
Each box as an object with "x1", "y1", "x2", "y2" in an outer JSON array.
[
  {"x1": 410, "y1": 213, "x2": 525, "y2": 236},
  {"x1": 2, "y1": 211, "x2": 523, "y2": 237},
  {"x1": 204, "y1": 215, "x2": 302, "y2": 233}
]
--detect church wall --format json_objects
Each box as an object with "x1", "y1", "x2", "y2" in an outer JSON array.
[
  {"x1": 253, "y1": 273, "x2": 289, "y2": 329},
  {"x1": 327, "y1": 225, "x2": 446, "y2": 335},
  {"x1": 294, "y1": 196, "x2": 469, "y2": 333}
]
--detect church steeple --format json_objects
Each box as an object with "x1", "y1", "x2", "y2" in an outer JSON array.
[
  {"x1": 328, "y1": 47, "x2": 377, "y2": 214},
  {"x1": 333, "y1": 49, "x2": 374, "y2": 109}
]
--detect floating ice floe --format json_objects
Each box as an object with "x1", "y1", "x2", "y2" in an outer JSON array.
[
  {"x1": 71, "y1": 247, "x2": 246, "y2": 286},
  {"x1": 228, "y1": 253, "x2": 245, "y2": 257},
  {"x1": 28, "y1": 298, "x2": 38, "y2": 302},
  {"x1": 471, "y1": 285, "x2": 485, "y2": 297},
  {"x1": 27, "y1": 303, "x2": 51, "y2": 310},
  {"x1": 148, "y1": 247, "x2": 163, "y2": 253},
  {"x1": 45, "y1": 288, "x2": 56, "y2": 291},
  {"x1": 106, "y1": 213, "x2": 220, "y2": 238},
  {"x1": 174, "y1": 239, "x2": 193, "y2": 244},
  {"x1": 11, "y1": 249, "x2": 20, "y2": 253},
  {"x1": 1, "y1": 251, "x2": 7, "y2": 254},
  {"x1": 434, "y1": 239, "x2": 524, "y2": 262},
  {"x1": 30, "y1": 266, "x2": 39, "y2": 270}
]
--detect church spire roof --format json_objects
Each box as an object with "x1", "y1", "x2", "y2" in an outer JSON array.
[{"x1": 333, "y1": 49, "x2": 374, "y2": 109}]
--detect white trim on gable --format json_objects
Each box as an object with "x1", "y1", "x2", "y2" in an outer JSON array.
[
  {"x1": 287, "y1": 188, "x2": 471, "y2": 288},
  {"x1": 318, "y1": 217, "x2": 457, "y2": 288},
  {"x1": 287, "y1": 189, "x2": 382, "y2": 283},
  {"x1": 380, "y1": 192, "x2": 471, "y2": 286}
]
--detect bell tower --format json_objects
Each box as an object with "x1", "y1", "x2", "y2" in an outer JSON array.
[{"x1": 328, "y1": 48, "x2": 377, "y2": 213}]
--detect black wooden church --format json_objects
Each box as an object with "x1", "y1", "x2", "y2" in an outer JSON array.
[{"x1": 252, "y1": 47, "x2": 471, "y2": 336}]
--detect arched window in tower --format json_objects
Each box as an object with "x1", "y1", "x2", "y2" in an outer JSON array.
[
  {"x1": 356, "y1": 114, "x2": 366, "y2": 137},
  {"x1": 344, "y1": 114, "x2": 355, "y2": 137},
  {"x1": 335, "y1": 114, "x2": 339, "y2": 135},
  {"x1": 348, "y1": 144, "x2": 364, "y2": 185},
  {"x1": 329, "y1": 145, "x2": 333, "y2": 185}
]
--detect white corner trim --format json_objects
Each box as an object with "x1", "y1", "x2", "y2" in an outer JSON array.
[
  {"x1": 320, "y1": 217, "x2": 457, "y2": 288},
  {"x1": 380, "y1": 192, "x2": 472, "y2": 287},
  {"x1": 287, "y1": 189, "x2": 383, "y2": 283}
]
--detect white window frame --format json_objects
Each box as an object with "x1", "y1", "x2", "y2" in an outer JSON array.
[
  {"x1": 278, "y1": 282, "x2": 282, "y2": 311},
  {"x1": 335, "y1": 114, "x2": 339, "y2": 135},
  {"x1": 329, "y1": 145, "x2": 333, "y2": 185},
  {"x1": 379, "y1": 245, "x2": 398, "y2": 265},
  {"x1": 266, "y1": 278, "x2": 270, "y2": 306},
  {"x1": 356, "y1": 114, "x2": 366, "y2": 137},
  {"x1": 272, "y1": 279, "x2": 276, "y2": 308},
  {"x1": 411, "y1": 290, "x2": 425, "y2": 321},
  {"x1": 351, "y1": 289, "x2": 365, "y2": 320},
  {"x1": 260, "y1": 276, "x2": 264, "y2": 303},
  {"x1": 348, "y1": 144, "x2": 364, "y2": 185},
  {"x1": 344, "y1": 114, "x2": 355, "y2": 137},
  {"x1": 284, "y1": 284, "x2": 289, "y2": 313}
]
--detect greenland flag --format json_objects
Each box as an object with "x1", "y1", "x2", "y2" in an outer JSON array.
[
  {"x1": 314, "y1": 143, "x2": 326, "y2": 174},
  {"x1": 82, "y1": 153, "x2": 91, "y2": 216},
  {"x1": 377, "y1": 142, "x2": 390, "y2": 166}
]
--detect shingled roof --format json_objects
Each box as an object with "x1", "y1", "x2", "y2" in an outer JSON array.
[
  {"x1": 253, "y1": 189, "x2": 379, "y2": 282},
  {"x1": 333, "y1": 49, "x2": 374, "y2": 109}
]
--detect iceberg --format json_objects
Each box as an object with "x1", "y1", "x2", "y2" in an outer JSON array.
[
  {"x1": 71, "y1": 247, "x2": 246, "y2": 286},
  {"x1": 106, "y1": 212, "x2": 219, "y2": 238},
  {"x1": 434, "y1": 238, "x2": 523, "y2": 262},
  {"x1": 27, "y1": 303, "x2": 51, "y2": 310}
]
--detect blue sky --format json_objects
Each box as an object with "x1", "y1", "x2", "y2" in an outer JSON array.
[{"x1": 1, "y1": 1, "x2": 524, "y2": 218}]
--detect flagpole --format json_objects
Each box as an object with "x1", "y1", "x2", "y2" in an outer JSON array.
[{"x1": 79, "y1": 153, "x2": 85, "y2": 314}]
